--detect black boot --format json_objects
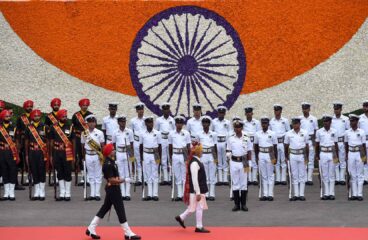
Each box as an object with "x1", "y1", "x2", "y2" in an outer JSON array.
[
  {"x1": 232, "y1": 191, "x2": 240, "y2": 211},
  {"x1": 240, "y1": 190, "x2": 248, "y2": 211}
]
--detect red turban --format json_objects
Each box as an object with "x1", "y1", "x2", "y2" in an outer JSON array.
[
  {"x1": 103, "y1": 143, "x2": 114, "y2": 157},
  {"x1": 50, "y1": 98, "x2": 61, "y2": 107},
  {"x1": 0, "y1": 110, "x2": 11, "y2": 120},
  {"x1": 79, "y1": 98, "x2": 90, "y2": 107},
  {"x1": 23, "y1": 100, "x2": 34, "y2": 109},
  {"x1": 56, "y1": 109, "x2": 67, "y2": 120},
  {"x1": 30, "y1": 109, "x2": 42, "y2": 120},
  {"x1": 0, "y1": 100, "x2": 5, "y2": 109}
]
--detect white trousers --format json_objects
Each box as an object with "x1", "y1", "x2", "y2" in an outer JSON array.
[
  {"x1": 216, "y1": 141, "x2": 228, "y2": 182},
  {"x1": 172, "y1": 153, "x2": 186, "y2": 185},
  {"x1": 86, "y1": 154, "x2": 102, "y2": 184},
  {"x1": 319, "y1": 152, "x2": 335, "y2": 196},
  {"x1": 290, "y1": 154, "x2": 307, "y2": 197},
  {"x1": 335, "y1": 142, "x2": 347, "y2": 181},
  {"x1": 230, "y1": 160, "x2": 248, "y2": 191},
  {"x1": 160, "y1": 142, "x2": 169, "y2": 182},
  {"x1": 133, "y1": 141, "x2": 142, "y2": 182},
  {"x1": 116, "y1": 152, "x2": 132, "y2": 197},
  {"x1": 348, "y1": 151, "x2": 364, "y2": 197},
  {"x1": 259, "y1": 153, "x2": 274, "y2": 197},
  {"x1": 143, "y1": 152, "x2": 159, "y2": 184},
  {"x1": 364, "y1": 146, "x2": 368, "y2": 181},
  {"x1": 201, "y1": 153, "x2": 217, "y2": 185},
  {"x1": 275, "y1": 142, "x2": 287, "y2": 181}
]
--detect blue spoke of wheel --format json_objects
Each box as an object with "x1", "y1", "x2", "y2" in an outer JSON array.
[
  {"x1": 173, "y1": 16, "x2": 186, "y2": 56},
  {"x1": 137, "y1": 63, "x2": 177, "y2": 68},
  {"x1": 150, "y1": 28, "x2": 182, "y2": 59},
  {"x1": 189, "y1": 76, "x2": 200, "y2": 104},
  {"x1": 138, "y1": 51, "x2": 178, "y2": 64},
  {"x1": 142, "y1": 39, "x2": 179, "y2": 61},
  {"x1": 161, "y1": 21, "x2": 184, "y2": 57},
  {"x1": 197, "y1": 70, "x2": 231, "y2": 91},
  {"x1": 189, "y1": 15, "x2": 201, "y2": 56},
  {"x1": 167, "y1": 74, "x2": 185, "y2": 102},
  {"x1": 193, "y1": 29, "x2": 222, "y2": 59},
  {"x1": 196, "y1": 39, "x2": 231, "y2": 62},
  {"x1": 198, "y1": 67, "x2": 235, "y2": 79},
  {"x1": 191, "y1": 21, "x2": 212, "y2": 57},
  {"x1": 184, "y1": 14, "x2": 190, "y2": 56},
  {"x1": 197, "y1": 51, "x2": 236, "y2": 64},
  {"x1": 150, "y1": 72, "x2": 180, "y2": 103},
  {"x1": 144, "y1": 71, "x2": 179, "y2": 92},
  {"x1": 186, "y1": 76, "x2": 191, "y2": 116},
  {"x1": 192, "y1": 74, "x2": 215, "y2": 111},
  {"x1": 174, "y1": 76, "x2": 186, "y2": 115},
  {"x1": 194, "y1": 72, "x2": 226, "y2": 102},
  {"x1": 139, "y1": 67, "x2": 177, "y2": 80},
  {"x1": 198, "y1": 63, "x2": 239, "y2": 67}
]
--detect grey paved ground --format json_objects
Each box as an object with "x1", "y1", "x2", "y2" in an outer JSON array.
[{"x1": 0, "y1": 175, "x2": 367, "y2": 227}]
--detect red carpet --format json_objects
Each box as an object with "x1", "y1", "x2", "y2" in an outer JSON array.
[{"x1": 1, "y1": 227, "x2": 367, "y2": 240}]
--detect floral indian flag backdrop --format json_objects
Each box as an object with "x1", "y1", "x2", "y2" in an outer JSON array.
[{"x1": 0, "y1": 1, "x2": 367, "y2": 121}]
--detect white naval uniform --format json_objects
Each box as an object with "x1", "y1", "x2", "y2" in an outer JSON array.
[
  {"x1": 81, "y1": 128, "x2": 105, "y2": 197},
  {"x1": 186, "y1": 117, "x2": 203, "y2": 140},
  {"x1": 243, "y1": 118, "x2": 261, "y2": 182},
  {"x1": 358, "y1": 114, "x2": 368, "y2": 181},
  {"x1": 269, "y1": 117, "x2": 290, "y2": 182},
  {"x1": 140, "y1": 129, "x2": 161, "y2": 197},
  {"x1": 344, "y1": 128, "x2": 366, "y2": 197},
  {"x1": 316, "y1": 127, "x2": 338, "y2": 197},
  {"x1": 212, "y1": 118, "x2": 231, "y2": 183},
  {"x1": 332, "y1": 115, "x2": 350, "y2": 182},
  {"x1": 284, "y1": 129, "x2": 309, "y2": 197},
  {"x1": 129, "y1": 116, "x2": 146, "y2": 182},
  {"x1": 168, "y1": 129, "x2": 191, "y2": 198},
  {"x1": 112, "y1": 127, "x2": 134, "y2": 197},
  {"x1": 254, "y1": 129, "x2": 277, "y2": 197},
  {"x1": 101, "y1": 115, "x2": 119, "y2": 143},
  {"x1": 227, "y1": 132, "x2": 252, "y2": 191},
  {"x1": 197, "y1": 130, "x2": 217, "y2": 197},
  {"x1": 155, "y1": 116, "x2": 175, "y2": 183},
  {"x1": 300, "y1": 114, "x2": 318, "y2": 182}
]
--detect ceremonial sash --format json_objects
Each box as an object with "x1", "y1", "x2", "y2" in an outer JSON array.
[
  {"x1": 54, "y1": 124, "x2": 74, "y2": 161},
  {"x1": 0, "y1": 126, "x2": 19, "y2": 162},
  {"x1": 48, "y1": 113, "x2": 58, "y2": 125},
  {"x1": 28, "y1": 125, "x2": 48, "y2": 161},
  {"x1": 21, "y1": 115, "x2": 30, "y2": 126},
  {"x1": 75, "y1": 112, "x2": 88, "y2": 132},
  {"x1": 84, "y1": 131, "x2": 104, "y2": 164}
]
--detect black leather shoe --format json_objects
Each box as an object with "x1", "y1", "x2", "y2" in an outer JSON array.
[
  {"x1": 55, "y1": 197, "x2": 64, "y2": 201},
  {"x1": 339, "y1": 181, "x2": 346, "y2": 186},
  {"x1": 321, "y1": 196, "x2": 328, "y2": 200},
  {"x1": 289, "y1": 196, "x2": 297, "y2": 201},
  {"x1": 77, "y1": 182, "x2": 84, "y2": 186},
  {"x1": 335, "y1": 181, "x2": 339, "y2": 186},
  {"x1": 259, "y1": 196, "x2": 267, "y2": 201},
  {"x1": 223, "y1": 182, "x2": 229, "y2": 186},
  {"x1": 299, "y1": 196, "x2": 306, "y2": 201},
  {"x1": 0, "y1": 197, "x2": 8, "y2": 201},
  {"x1": 9, "y1": 197, "x2": 15, "y2": 201},
  {"x1": 215, "y1": 182, "x2": 222, "y2": 186},
  {"x1": 195, "y1": 227, "x2": 210, "y2": 233},
  {"x1": 174, "y1": 197, "x2": 181, "y2": 202},
  {"x1": 95, "y1": 196, "x2": 101, "y2": 201},
  {"x1": 253, "y1": 182, "x2": 259, "y2": 186},
  {"x1": 175, "y1": 215, "x2": 186, "y2": 228},
  {"x1": 241, "y1": 206, "x2": 248, "y2": 211},
  {"x1": 125, "y1": 196, "x2": 131, "y2": 201},
  {"x1": 152, "y1": 196, "x2": 159, "y2": 201},
  {"x1": 87, "y1": 196, "x2": 95, "y2": 201},
  {"x1": 267, "y1": 196, "x2": 274, "y2": 201},
  {"x1": 15, "y1": 185, "x2": 25, "y2": 190},
  {"x1": 86, "y1": 229, "x2": 101, "y2": 239},
  {"x1": 142, "y1": 196, "x2": 152, "y2": 201},
  {"x1": 64, "y1": 197, "x2": 71, "y2": 201},
  {"x1": 159, "y1": 182, "x2": 166, "y2": 186},
  {"x1": 328, "y1": 195, "x2": 335, "y2": 200},
  {"x1": 208, "y1": 197, "x2": 215, "y2": 201},
  {"x1": 135, "y1": 182, "x2": 142, "y2": 186},
  {"x1": 275, "y1": 181, "x2": 281, "y2": 185},
  {"x1": 348, "y1": 196, "x2": 357, "y2": 201},
  {"x1": 364, "y1": 181, "x2": 368, "y2": 185},
  {"x1": 248, "y1": 181, "x2": 254, "y2": 186},
  {"x1": 39, "y1": 197, "x2": 45, "y2": 201},
  {"x1": 306, "y1": 181, "x2": 313, "y2": 186},
  {"x1": 281, "y1": 181, "x2": 287, "y2": 185},
  {"x1": 31, "y1": 196, "x2": 39, "y2": 201},
  {"x1": 230, "y1": 197, "x2": 234, "y2": 201},
  {"x1": 357, "y1": 196, "x2": 363, "y2": 201},
  {"x1": 125, "y1": 234, "x2": 141, "y2": 239},
  {"x1": 232, "y1": 205, "x2": 240, "y2": 211}
]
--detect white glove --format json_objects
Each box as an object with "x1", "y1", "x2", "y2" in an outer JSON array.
[{"x1": 124, "y1": 178, "x2": 131, "y2": 183}]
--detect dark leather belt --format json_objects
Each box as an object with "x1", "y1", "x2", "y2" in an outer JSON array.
[
  {"x1": 202, "y1": 148, "x2": 212, "y2": 154},
  {"x1": 161, "y1": 132, "x2": 169, "y2": 140},
  {"x1": 232, "y1": 156, "x2": 245, "y2": 162},
  {"x1": 173, "y1": 148, "x2": 184, "y2": 154},
  {"x1": 106, "y1": 135, "x2": 112, "y2": 141},
  {"x1": 259, "y1": 147, "x2": 270, "y2": 153},
  {"x1": 277, "y1": 137, "x2": 284, "y2": 143},
  {"x1": 217, "y1": 136, "x2": 226, "y2": 142},
  {"x1": 338, "y1": 137, "x2": 344, "y2": 142},
  {"x1": 117, "y1": 146, "x2": 127, "y2": 152},
  {"x1": 320, "y1": 146, "x2": 333, "y2": 153},
  {"x1": 144, "y1": 148, "x2": 155, "y2": 154},
  {"x1": 290, "y1": 149, "x2": 304, "y2": 155},
  {"x1": 349, "y1": 145, "x2": 361, "y2": 152}
]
